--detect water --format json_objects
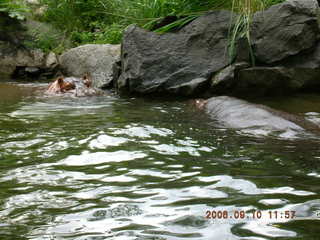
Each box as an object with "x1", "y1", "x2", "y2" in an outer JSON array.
[{"x1": 0, "y1": 81, "x2": 320, "y2": 240}]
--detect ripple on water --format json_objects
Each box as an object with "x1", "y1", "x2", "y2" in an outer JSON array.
[
  {"x1": 8, "y1": 99, "x2": 114, "y2": 121},
  {"x1": 59, "y1": 150, "x2": 147, "y2": 166},
  {"x1": 112, "y1": 124, "x2": 174, "y2": 138},
  {"x1": 1, "y1": 88, "x2": 320, "y2": 240},
  {"x1": 88, "y1": 134, "x2": 128, "y2": 149},
  {"x1": 197, "y1": 175, "x2": 315, "y2": 196}
]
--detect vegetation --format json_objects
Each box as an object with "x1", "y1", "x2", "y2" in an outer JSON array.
[
  {"x1": 37, "y1": 0, "x2": 284, "y2": 46},
  {"x1": 2, "y1": 0, "x2": 285, "y2": 53},
  {"x1": 0, "y1": 0, "x2": 27, "y2": 20}
]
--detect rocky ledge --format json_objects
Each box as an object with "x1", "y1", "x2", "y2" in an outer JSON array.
[
  {"x1": 2, "y1": 0, "x2": 320, "y2": 98},
  {"x1": 0, "y1": 12, "x2": 61, "y2": 79},
  {"x1": 115, "y1": 0, "x2": 320, "y2": 97}
]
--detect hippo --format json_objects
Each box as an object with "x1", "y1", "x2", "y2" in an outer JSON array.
[
  {"x1": 46, "y1": 75, "x2": 103, "y2": 97},
  {"x1": 193, "y1": 96, "x2": 320, "y2": 137}
]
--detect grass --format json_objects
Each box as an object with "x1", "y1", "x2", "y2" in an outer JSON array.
[
  {"x1": 228, "y1": 0, "x2": 284, "y2": 63},
  {"x1": 27, "y1": 0, "x2": 285, "y2": 52}
]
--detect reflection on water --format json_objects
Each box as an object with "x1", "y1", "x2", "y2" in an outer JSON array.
[{"x1": 0, "y1": 82, "x2": 320, "y2": 240}]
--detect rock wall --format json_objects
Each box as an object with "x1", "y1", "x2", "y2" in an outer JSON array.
[
  {"x1": 218, "y1": 0, "x2": 320, "y2": 96},
  {"x1": 116, "y1": 0, "x2": 320, "y2": 97},
  {"x1": 0, "y1": 12, "x2": 59, "y2": 79},
  {"x1": 117, "y1": 11, "x2": 236, "y2": 95}
]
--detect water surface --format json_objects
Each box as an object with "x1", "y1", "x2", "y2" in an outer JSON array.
[{"x1": 0, "y1": 81, "x2": 320, "y2": 240}]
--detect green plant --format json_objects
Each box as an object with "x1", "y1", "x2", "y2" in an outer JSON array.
[
  {"x1": 229, "y1": 0, "x2": 285, "y2": 64},
  {"x1": 93, "y1": 23, "x2": 124, "y2": 44},
  {"x1": 228, "y1": 0, "x2": 265, "y2": 64},
  {"x1": 37, "y1": 0, "x2": 286, "y2": 48},
  {"x1": 70, "y1": 23, "x2": 124, "y2": 45},
  {"x1": 0, "y1": 0, "x2": 27, "y2": 20}
]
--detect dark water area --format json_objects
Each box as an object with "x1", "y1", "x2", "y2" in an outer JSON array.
[{"x1": 0, "y1": 81, "x2": 320, "y2": 240}]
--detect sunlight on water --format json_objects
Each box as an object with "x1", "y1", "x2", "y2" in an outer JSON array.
[
  {"x1": 0, "y1": 83, "x2": 320, "y2": 239},
  {"x1": 60, "y1": 151, "x2": 147, "y2": 166}
]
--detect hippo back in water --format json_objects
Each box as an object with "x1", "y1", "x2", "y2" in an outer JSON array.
[
  {"x1": 46, "y1": 75, "x2": 103, "y2": 97},
  {"x1": 194, "y1": 96, "x2": 320, "y2": 137}
]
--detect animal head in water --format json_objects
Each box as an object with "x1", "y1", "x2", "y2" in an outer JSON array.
[
  {"x1": 46, "y1": 76, "x2": 76, "y2": 94},
  {"x1": 192, "y1": 99, "x2": 208, "y2": 110},
  {"x1": 46, "y1": 74, "x2": 102, "y2": 97},
  {"x1": 59, "y1": 77, "x2": 76, "y2": 92},
  {"x1": 82, "y1": 74, "x2": 92, "y2": 88}
]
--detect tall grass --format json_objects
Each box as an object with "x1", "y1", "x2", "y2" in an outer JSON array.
[
  {"x1": 229, "y1": 0, "x2": 284, "y2": 63},
  {"x1": 38, "y1": 0, "x2": 285, "y2": 47},
  {"x1": 229, "y1": 0, "x2": 265, "y2": 63}
]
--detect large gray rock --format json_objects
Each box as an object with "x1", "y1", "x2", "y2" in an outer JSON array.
[
  {"x1": 117, "y1": 11, "x2": 235, "y2": 95},
  {"x1": 251, "y1": 0, "x2": 320, "y2": 64},
  {"x1": 0, "y1": 13, "x2": 62, "y2": 79},
  {"x1": 231, "y1": 40, "x2": 320, "y2": 96},
  {"x1": 209, "y1": 0, "x2": 320, "y2": 97},
  {"x1": 236, "y1": 66, "x2": 320, "y2": 96},
  {"x1": 0, "y1": 41, "x2": 46, "y2": 77},
  {"x1": 59, "y1": 44, "x2": 121, "y2": 88}
]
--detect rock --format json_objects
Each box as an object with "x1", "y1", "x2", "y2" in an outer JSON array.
[
  {"x1": 0, "y1": 12, "x2": 25, "y2": 46},
  {"x1": 250, "y1": 0, "x2": 320, "y2": 64},
  {"x1": 236, "y1": 64, "x2": 320, "y2": 96},
  {"x1": 25, "y1": 67, "x2": 40, "y2": 73},
  {"x1": 0, "y1": 41, "x2": 46, "y2": 77},
  {"x1": 167, "y1": 77, "x2": 208, "y2": 96},
  {"x1": 0, "y1": 13, "x2": 61, "y2": 79},
  {"x1": 210, "y1": 62, "x2": 249, "y2": 94},
  {"x1": 59, "y1": 44, "x2": 121, "y2": 89},
  {"x1": 196, "y1": 96, "x2": 320, "y2": 137},
  {"x1": 280, "y1": 41, "x2": 320, "y2": 69},
  {"x1": 117, "y1": 11, "x2": 235, "y2": 95},
  {"x1": 208, "y1": 0, "x2": 320, "y2": 97},
  {"x1": 46, "y1": 52, "x2": 58, "y2": 68},
  {"x1": 236, "y1": 67, "x2": 295, "y2": 96},
  {"x1": 211, "y1": 65, "x2": 235, "y2": 88}
]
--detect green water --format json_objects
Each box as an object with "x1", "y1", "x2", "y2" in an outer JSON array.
[{"x1": 0, "y1": 81, "x2": 320, "y2": 240}]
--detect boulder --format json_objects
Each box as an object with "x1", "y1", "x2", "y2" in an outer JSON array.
[
  {"x1": 59, "y1": 44, "x2": 121, "y2": 89},
  {"x1": 0, "y1": 41, "x2": 46, "y2": 77},
  {"x1": 210, "y1": 62, "x2": 249, "y2": 94},
  {"x1": 0, "y1": 13, "x2": 61, "y2": 79},
  {"x1": 208, "y1": 0, "x2": 320, "y2": 96},
  {"x1": 117, "y1": 11, "x2": 235, "y2": 95},
  {"x1": 236, "y1": 66, "x2": 320, "y2": 96},
  {"x1": 195, "y1": 96, "x2": 320, "y2": 137},
  {"x1": 45, "y1": 52, "x2": 58, "y2": 68},
  {"x1": 231, "y1": 40, "x2": 320, "y2": 96},
  {"x1": 250, "y1": 0, "x2": 320, "y2": 64}
]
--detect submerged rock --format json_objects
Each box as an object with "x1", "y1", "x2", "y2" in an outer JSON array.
[
  {"x1": 59, "y1": 44, "x2": 121, "y2": 89},
  {"x1": 117, "y1": 11, "x2": 235, "y2": 95},
  {"x1": 194, "y1": 96, "x2": 320, "y2": 137}
]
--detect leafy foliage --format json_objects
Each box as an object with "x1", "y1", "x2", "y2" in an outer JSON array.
[
  {"x1": 36, "y1": 0, "x2": 285, "y2": 50},
  {"x1": 0, "y1": 0, "x2": 27, "y2": 20}
]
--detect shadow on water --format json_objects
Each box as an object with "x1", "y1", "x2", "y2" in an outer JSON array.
[{"x1": 0, "y1": 81, "x2": 320, "y2": 240}]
